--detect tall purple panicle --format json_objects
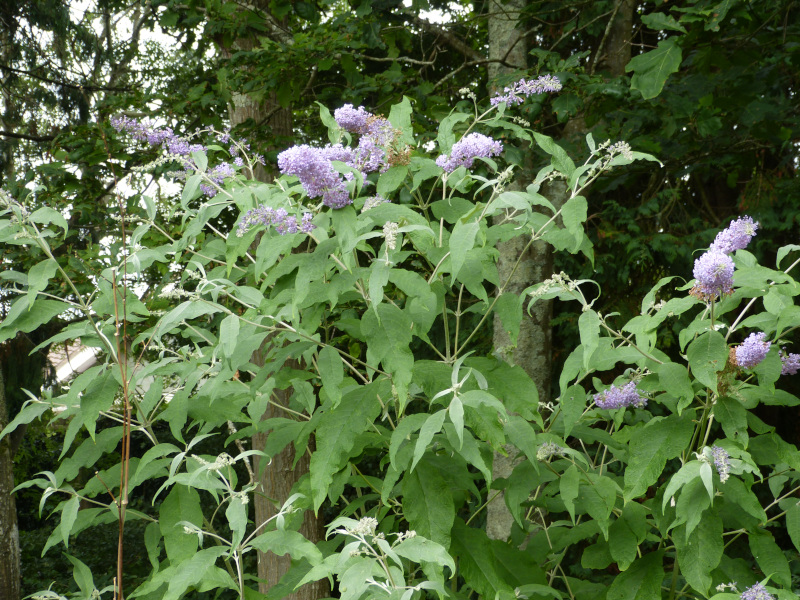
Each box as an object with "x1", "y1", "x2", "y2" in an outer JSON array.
[
  {"x1": 710, "y1": 445, "x2": 731, "y2": 483},
  {"x1": 436, "y1": 133, "x2": 503, "y2": 173},
  {"x1": 334, "y1": 104, "x2": 372, "y2": 134},
  {"x1": 740, "y1": 583, "x2": 775, "y2": 600},
  {"x1": 734, "y1": 332, "x2": 771, "y2": 369},
  {"x1": 278, "y1": 145, "x2": 352, "y2": 209},
  {"x1": 780, "y1": 349, "x2": 800, "y2": 375},
  {"x1": 692, "y1": 250, "x2": 735, "y2": 298},
  {"x1": 490, "y1": 74, "x2": 562, "y2": 106},
  {"x1": 594, "y1": 382, "x2": 647, "y2": 410},
  {"x1": 112, "y1": 116, "x2": 248, "y2": 198},
  {"x1": 237, "y1": 206, "x2": 315, "y2": 237},
  {"x1": 710, "y1": 216, "x2": 759, "y2": 254}
]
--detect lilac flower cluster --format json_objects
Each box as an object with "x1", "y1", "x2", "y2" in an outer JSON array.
[
  {"x1": 278, "y1": 145, "x2": 352, "y2": 209},
  {"x1": 734, "y1": 332, "x2": 771, "y2": 369},
  {"x1": 436, "y1": 133, "x2": 503, "y2": 173},
  {"x1": 692, "y1": 250, "x2": 735, "y2": 298},
  {"x1": 710, "y1": 216, "x2": 759, "y2": 254},
  {"x1": 780, "y1": 349, "x2": 800, "y2": 375},
  {"x1": 111, "y1": 116, "x2": 255, "y2": 198},
  {"x1": 490, "y1": 74, "x2": 562, "y2": 106},
  {"x1": 691, "y1": 216, "x2": 759, "y2": 299},
  {"x1": 278, "y1": 105, "x2": 398, "y2": 209},
  {"x1": 710, "y1": 445, "x2": 731, "y2": 483},
  {"x1": 334, "y1": 104, "x2": 372, "y2": 134},
  {"x1": 236, "y1": 205, "x2": 315, "y2": 237},
  {"x1": 740, "y1": 583, "x2": 775, "y2": 600},
  {"x1": 593, "y1": 382, "x2": 647, "y2": 410}
]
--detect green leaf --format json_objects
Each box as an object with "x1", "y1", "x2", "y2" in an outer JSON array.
[
  {"x1": 657, "y1": 362, "x2": 695, "y2": 412},
  {"x1": 310, "y1": 385, "x2": 381, "y2": 510},
  {"x1": 687, "y1": 331, "x2": 728, "y2": 393},
  {"x1": 608, "y1": 515, "x2": 638, "y2": 571},
  {"x1": 562, "y1": 195, "x2": 588, "y2": 238},
  {"x1": 412, "y1": 409, "x2": 447, "y2": 471},
  {"x1": 318, "y1": 345, "x2": 344, "y2": 406},
  {"x1": 0, "y1": 297, "x2": 72, "y2": 343},
  {"x1": 377, "y1": 165, "x2": 408, "y2": 195},
  {"x1": 60, "y1": 495, "x2": 80, "y2": 549},
  {"x1": 579, "y1": 309, "x2": 600, "y2": 370},
  {"x1": 159, "y1": 485, "x2": 203, "y2": 561},
  {"x1": 504, "y1": 416, "x2": 540, "y2": 468},
  {"x1": 714, "y1": 396, "x2": 749, "y2": 446},
  {"x1": 81, "y1": 370, "x2": 119, "y2": 439},
  {"x1": 403, "y1": 459, "x2": 455, "y2": 547},
  {"x1": 675, "y1": 514, "x2": 723, "y2": 596},
  {"x1": 606, "y1": 551, "x2": 664, "y2": 600},
  {"x1": 65, "y1": 554, "x2": 95, "y2": 597},
  {"x1": 249, "y1": 529, "x2": 324, "y2": 564},
  {"x1": 390, "y1": 412, "x2": 428, "y2": 469},
  {"x1": 163, "y1": 547, "x2": 228, "y2": 600},
  {"x1": 662, "y1": 461, "x2": 703, "y2": 511},
  {"x1": 495, "y1": 292, "x2": 522, "y2": 345},
  {"x1": 226, "y1": 497, "x2": 248, "y2": 547},
  {"x1": 625, "y1": 38, "x2": 683, "y2": 99},
  {"x1": 640, "y1": 12, "x2": 688, "y2": 33},
  {"x1": 776, "y1": 244, "x2": 800, "y2": 270},
  {"x1": 749, "y1": 531, "x2": 791, "y2": 588},
  {"x1": 219, "y1": 314, "x2": 239, "y2": 358},
  {"x1": 368, "y1": 257, "x2": 391, "y2": 313},
  {"x1": 388, "y1": 96, "x2": 414, "y2": 145},
  {"x1": 181, "y1": 173, "x2": 202, "y2": 207},
  {"x1": 676, "y1": 478, "x2": 712, "y2": 537},
  {"x1": 561, "y1": 384, "x2": 586, "y2": 438},
  {"x1": 561, "y1": 464, "x2": 580, "y2": 522},
  {"x1": 449, "y1": 219, "x2": 479, "y2": 280},
  {"x1": 532, "y1": 132, "x2": 576, "y2": 176},
  {"x1": 27, "y1": 258, "x2": 59, "y2": 308},
  {"x1": 608, "y1": 502, "x2": 650, "y2": 571},
  {"x1": 316, "y1": 101, "x2": 340, "y2": 143},
  {"x1": 451, "y1": 519, "x2": 515, "y2": 598},
  {"x1": 0, "y1": 400, "x2": 50, "y2": 441},
  {"x1": 786, "y1": 501, "x2": 800, "y2": 553},
  {"x1": 624, "y1": 414, "x2": 694, "y2": 502},
  {"x1": 394, "y1": 535, "x2": 455, "y2": 573},
  {"x1": 30, "y1": 206, "x2": 68, "y2": 236},
  {"x1": 579, "y1": 473, "x2": 618, "y2": 538},
  {"x1": 449, "y1": 396, "x2": 464, "y2": 449}
]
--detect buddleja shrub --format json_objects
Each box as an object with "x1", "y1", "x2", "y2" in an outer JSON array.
[{"x1": 2, "y1": 76, "x2": 800, "y2": 600}]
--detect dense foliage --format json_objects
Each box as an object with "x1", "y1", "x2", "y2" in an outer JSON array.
[{"x1": 3, "y1": 74, "x2": 800, "y2": 600}]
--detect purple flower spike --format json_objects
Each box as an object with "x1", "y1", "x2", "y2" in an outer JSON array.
[
  {"x1": 237, "y1": 205, "x2": 315, "y2": 237},
  {"x1": 692, "y1": 250, "x2": 735, "y2": 298},
  {"x1": 334, "y1": 104, "x2": 372, "y2": 134},
  {"x1": 710, "y1": 216, "x2": 759, "y2": 254},
  {"x1": 278, "y1": 144, "x2": 352, "y2": 209},
  {"x1": 740, "y1": 583, "x2": 775, "y2": 600},
  {"x1": 594, "y1": 382, "x2": 647, "y2": 410},
  {"x1": 734, "y1": 332, "x2": 771, "y2": 369},
  {"x1": 710, "y1": 445, "x2": 731, "y2": 483},
  {"x1": 780, "y1": 349, "x2": 800, "y2": 375},
  {"x1": 490, "y1": 74, "x2": 562, "y2": 106},
  {"x1": 436, "y1": 133, "x2": 503, "y2": 173}
]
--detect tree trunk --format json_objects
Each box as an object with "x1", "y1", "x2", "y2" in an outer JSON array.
[
  {"x1": 0, "y1": 367, "x2": 21, "y2": 600},
  {"x1": 220, "y1": 13, "x2": 327, "y2": 598},
  {"x1": 486, "y1": 0, "x2": 635, "y2": 542}
]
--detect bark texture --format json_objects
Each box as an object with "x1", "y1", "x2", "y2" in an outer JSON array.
[
  {"x1": 486, "y1": 0, "x2": 538, "y2": 543},
  {"x1": 486, "y1": 0, "x2": 635, "y2": 542},
  {"x1": 221, "y1": 14, "x2": 327, "y2": 597},
  {"x1": 0, "y1": 367, "x2": 21, "y2": 600}
]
